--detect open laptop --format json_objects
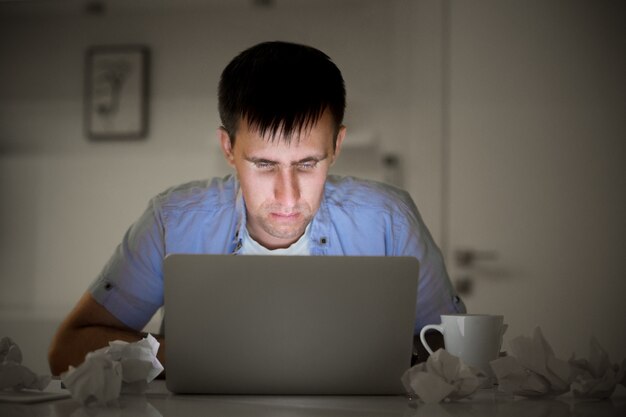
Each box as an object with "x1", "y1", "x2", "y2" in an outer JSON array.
[{"x1": 164, "y1": 254, "x2": 418, "y2": 395}]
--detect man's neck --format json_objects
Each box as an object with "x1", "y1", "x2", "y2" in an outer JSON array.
[{"x1": 241, "y1": 224, "x2": 311, "y2": 255}]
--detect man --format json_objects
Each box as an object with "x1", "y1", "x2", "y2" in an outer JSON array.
[{"x1": 48, "y1": 41, "x2": 465, "y2": 375}]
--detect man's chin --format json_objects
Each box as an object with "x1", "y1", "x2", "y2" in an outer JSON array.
[{"x1": 263, "y1": 222, "x2": 308, "y2": 243}]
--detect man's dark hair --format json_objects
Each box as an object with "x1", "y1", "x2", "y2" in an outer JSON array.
[{"x1": 218, "y1": 41, "x2": 346, "y2": 146}]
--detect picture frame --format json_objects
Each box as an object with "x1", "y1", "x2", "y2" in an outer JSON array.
[{"x1": 85, "y1": 45, "x2": 150, "y2": 140}]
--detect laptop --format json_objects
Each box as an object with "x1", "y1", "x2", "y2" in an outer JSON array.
[{"x1": 164, "y1": 254, "x2": 419, "y2": 395}]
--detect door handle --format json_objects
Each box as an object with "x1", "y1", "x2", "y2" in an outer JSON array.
[
  {"x1": 454, "y1": 248, "x2": 498, "y2": 268},
  {"x1": 452, "y1": 248, "x2": 499, "y2": 296}
]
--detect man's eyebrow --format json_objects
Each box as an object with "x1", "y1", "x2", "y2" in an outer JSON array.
[
  {"x1": 293, "y1": 154, "x2": 328, "y2": 164},
  {"x1": 243, "y1": 154, "x2": 328, "y2": 165},
  {"x1": 244, "y1": 156, "x2": 277, "y2": 164}
]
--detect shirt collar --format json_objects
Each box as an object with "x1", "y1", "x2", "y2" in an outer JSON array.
[
  {"x1": 309, "y1": 189, "x2": 331, "y2": 252},
  {"x1": 229, "y1": 180, "x2": 242, "y2": 253}
]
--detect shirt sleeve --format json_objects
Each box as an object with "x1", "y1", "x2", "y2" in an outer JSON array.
[
  {"x1": 391, "y1": 192, "x2": 467, "y2": 333},
  {"x1": 88, "y1": 198, "x2": 165, "y2": 331}
]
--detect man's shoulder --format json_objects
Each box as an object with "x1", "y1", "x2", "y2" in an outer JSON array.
[
  {"x1": 152, "y1": 175, "x2": 238, "y2": 212},
  {"x1": 325, "y1": 175, "x2": 415, "y2": 211}
]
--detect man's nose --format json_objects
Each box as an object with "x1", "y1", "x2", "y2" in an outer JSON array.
[{"x1": 274, "y1": 169, "x2": 300, "y2": 207}]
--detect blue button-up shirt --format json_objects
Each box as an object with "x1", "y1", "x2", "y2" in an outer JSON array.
[{"x1": 90, "y1": 175, "x2": 465, "y2": 333}]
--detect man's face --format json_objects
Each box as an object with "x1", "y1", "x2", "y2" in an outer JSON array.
[{"x1": 220, "y1": 110, "x2": 345, "y2": 250}]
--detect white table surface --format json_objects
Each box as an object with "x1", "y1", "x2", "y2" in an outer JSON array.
[{"x1": 1, "y1": 380, "x2": 625, "y2": 417}]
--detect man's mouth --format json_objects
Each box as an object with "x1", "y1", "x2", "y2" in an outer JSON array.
[{"x1": 270, "y1": 212, "x2": 300, "y2": 221}]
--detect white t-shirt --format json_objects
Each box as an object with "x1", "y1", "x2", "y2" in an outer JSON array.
[{"x1": 238, "y1": 224, "x2": 311, "y2": 255}]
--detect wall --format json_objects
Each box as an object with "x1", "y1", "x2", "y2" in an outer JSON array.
[{"x1": 446, "y1": 0, "x2": 626, "y2": 360}]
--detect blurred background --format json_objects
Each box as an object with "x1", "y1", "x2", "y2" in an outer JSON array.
[{"x1": 1, "y1": 0, "x2": 624, "y2": 374}]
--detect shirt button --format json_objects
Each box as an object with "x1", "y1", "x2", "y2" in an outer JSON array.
[
  {"x1": 320, "y1": 237, "x2": 327, "y2": 245},
  {"x1": 104, "y1": 282, "x2": 113, "y2": 291}
]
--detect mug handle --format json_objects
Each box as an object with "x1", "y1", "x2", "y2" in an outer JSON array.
[{"x1": 419, "y1": 324, "x2": 444, "y2": 355}]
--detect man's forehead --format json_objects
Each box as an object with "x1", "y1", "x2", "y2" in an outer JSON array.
[
  {"x1": 241, "y1": 136, "x2": 329, "y2": 157},
  {"x1": 236, "y1": 125, "x2": 333, "y2": 164},
  {"x1": 235, "y1": 129, "x2": 334, "y2": 154}
]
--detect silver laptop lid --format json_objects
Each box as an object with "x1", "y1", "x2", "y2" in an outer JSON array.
[{"x1": 164, "y1": 255, "x2": 418, "y2": 395}]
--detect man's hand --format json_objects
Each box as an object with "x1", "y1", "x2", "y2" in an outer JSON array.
[{"x1": 48, "y1": 292, "x2": 165, "y2": 376}]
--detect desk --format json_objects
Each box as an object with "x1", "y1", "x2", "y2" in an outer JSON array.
[{"x1": 1, "y1": 381, "x2": 625, "y2": 417}]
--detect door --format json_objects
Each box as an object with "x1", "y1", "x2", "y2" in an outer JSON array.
[{"x1": 445, "y1": 0, "x2": 626, "y2": 360}]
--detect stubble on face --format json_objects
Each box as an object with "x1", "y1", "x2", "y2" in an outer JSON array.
[{"x1": 248, "y1": 200, "x2": 315, "y2": 244}]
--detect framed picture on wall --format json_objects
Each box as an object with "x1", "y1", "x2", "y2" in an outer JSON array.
[{"x1": 85, "y1": 45, "x2": 150, "y2": 140}]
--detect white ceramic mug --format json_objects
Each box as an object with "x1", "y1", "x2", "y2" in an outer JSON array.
[{"x1": 419, "y1": 314, "x2": 507, "y2": 377}]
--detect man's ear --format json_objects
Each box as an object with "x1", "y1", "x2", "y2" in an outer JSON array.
[
  {"x1": 218, "y1": 127, "x2": 235, "y2": 167},
  {"x1": 330, "y1": 125, "x2": 346, "y2": 165}
]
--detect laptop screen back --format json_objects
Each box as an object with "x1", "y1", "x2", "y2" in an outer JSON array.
[{"x1": 164, "y1": 255, "x2": 418, "y2": 395}]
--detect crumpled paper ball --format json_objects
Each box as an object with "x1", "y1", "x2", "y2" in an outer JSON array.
[
  {"x1": 62, "y1": 354, "x2": 123, "y2": 406},
  {"x1": 107, "y1": 335, "x2": 164, "y2": 393},
  {"x1": 568, "y1": 337, "x2": 625, "y2": 399},
  {"x1": 490, "y1": 355, "x2": 553, "y2": 397},
  {"x1": 61, "y1": 334, "x2": 163, "y2": 406},
  {"x1": 401, "y1": 348, "x2": 486, "y2": 403},
  {"x1": 0, "y1": 336, "x2": 50, "y2": 391},
  {"x1": 490, "y1": 327, "x2": 574, "y2": 397},
  {"x1": 490, "y1": 326, "x2": 626, "y2": 399}
]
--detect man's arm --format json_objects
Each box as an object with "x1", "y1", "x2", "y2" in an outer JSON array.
[{"x1": 48, "y1": 292, "x2": 165, "y2": 376}]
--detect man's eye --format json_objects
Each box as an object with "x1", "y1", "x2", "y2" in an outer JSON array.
[
  {"x1": 255, "y1": 162, "x2": 274, "y2": 170},
  {"x1": 298, "y1": 162, "x2": 317, "y2": 170}
]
